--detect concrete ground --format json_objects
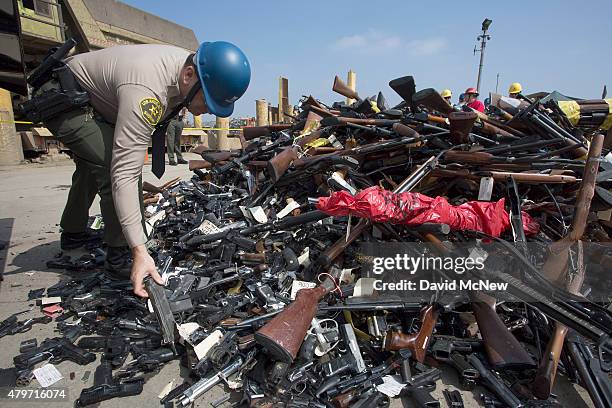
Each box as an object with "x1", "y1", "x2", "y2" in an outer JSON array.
[{"x1": 0, "y1": 154, "x2": 595, "y2": 408}]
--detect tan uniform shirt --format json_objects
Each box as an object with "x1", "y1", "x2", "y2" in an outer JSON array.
[{"x1": 65, "y1": 44, "x2": 190, "y2": 248}]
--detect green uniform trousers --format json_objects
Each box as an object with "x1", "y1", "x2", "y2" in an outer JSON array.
[
  {"x1": 44, "y1": 106, "x2": 129, "y2": 248},
  {"x1": 165, "y1": 118, "x2": 184, "y2": 162}
]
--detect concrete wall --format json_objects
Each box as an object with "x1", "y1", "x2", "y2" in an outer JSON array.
[{"x1": 83, "y1": 0, "x2": 199, "y2": 50}]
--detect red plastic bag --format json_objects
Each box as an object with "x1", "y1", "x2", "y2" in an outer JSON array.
[{"x1": 316, "y1": 186, "x2": 539, "y2": 237}]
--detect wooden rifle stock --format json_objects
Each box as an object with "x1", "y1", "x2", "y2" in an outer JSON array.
[
  {"x1": 383, "y1": 304, "x2": 440, "y2": 362},
  {"x1": 267, "y1": 113, "x2": 323, "y2": 182},
  {"x1": 188, "y1": 159, "x2": 214, "y2": 171},
  {"x1": 412, "y1": 88, "x2": 455, "y2": 115},
  {"x1": 469, "y1": 292, "x2": 536, "y2": 370},
  {"x1": 449, "y1": 111, "x2": 478, "y2": 144},
  {"x1": 392, "y1": 123, "x2": 420, "y2": 138},
  {"x1": 532, "y1": 268, "x2": 584, "y2": 399},
  {"x1": 418, "y1": 232, "x2": 535, "y2": 370},
  {"x1": 254, "y1": 283, "x2": 331, "y2": 363},
  {"x1": 389, "y1": 76, "x2": 416, "y2": 109},
  {"x1": 332, "y1": 75, "x2": 360, "y2": 101},
  {"x1": 541, "y1": 133, "x2": 604, "y2": 283},
  {"x1": 242, "y1": 124, "x2": 293, "y2": 140},
  {"x1": 201, "y1": 150, "x2": 238, "y2": 163},
  {"x1": 532, "y1": 133, "x2": 603, "y2": 398}
]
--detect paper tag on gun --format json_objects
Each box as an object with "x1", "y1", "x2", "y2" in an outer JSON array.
[
  {"x1": 376, "y1": 375, "x2": 405, "y2": 397},
  {"x1": 290, "y1": 280, "x2": 317, "y2": 300},
  {"x1": 478, "y1": 177, "x2": 494, "y2": 201},
  {"x1": 33, "y1": 364, "x2": 63, "y2": 387}
]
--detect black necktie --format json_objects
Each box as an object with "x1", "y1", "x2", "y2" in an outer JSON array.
[
  {"x1": 150, "y1": 82, "x2": 202, "y2": 179},
  {"x1": 151, "y1": 124, "x2": 168, "y2": 179}
]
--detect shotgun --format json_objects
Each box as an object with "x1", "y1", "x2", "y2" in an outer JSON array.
[
  {"x1": 532, "y1": 133, "x2": 604, "y2": 399},
  {"x1": 382, "y1": 304, "x2": 439, "y2": 362}
]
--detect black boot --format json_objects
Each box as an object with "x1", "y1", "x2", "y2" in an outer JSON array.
[
  {"x1": 177, "y1": 158, "x2": 188, "y2": 164},
  {"x1": 104, "y1": 246, "x2": 132, "y2": 280},
  {"x1": 169, "y1": 160, "x2": 177, "y2": 166},
  {"x1": 60, "y1": 230, "x2": 103, "y2": 250}
]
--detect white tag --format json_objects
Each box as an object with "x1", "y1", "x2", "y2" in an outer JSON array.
[
  {"x1": 277, "y1": 200, "x2": 300, "y2": 219},
  {"x1": 290, "y1": 280, "x2": 317, "y2": 300},
  {"x1": 177, "y1": 322, "x2": 201, "y2": 343},
  {"x1": 297, "y1": 247, "x2": 310, "y2": 267},
  {"x1": 239, "y1": 206, "x2": 251, "y2": 220},
  {"x1": 193, "y1": 329, "x2": 223, "y2": 360},
  {"x1": 158, "y1": 379, "x2": 175, "y2": 399},
  {"x1": 33, "y1": 364, "x2": 63, "y2": 387},
  {"x1": 377, "y1": 375, "x2": 405, "y2": 397},
  {"x1": 41, "y1": 297, "x2": 61, "y2": 305},
  {"x1": 249, "y1": 206, "x2": 268, "y2": 224},
  {"x1": 352, "y1": 278, "x2": 376, "y2": 297},
  {"x1": 605, "y1": 152, "x2": 612, "y2": 164},
  {"x1": 467, "y1": 246, "x2": 489, "y2": 269},
  {"x1": 197, "y1": 219, "x2": 221, "y2": 235},
  {"x1": 478, "y1": 177, "x2": 494, "y2": 201}
]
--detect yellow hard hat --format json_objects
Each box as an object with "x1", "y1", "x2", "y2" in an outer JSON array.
[
  {"x1": 440, "y1": 89, "x2": 452, "y2": 98},
  {"x1": 509, "y1": 82, "x2": 522, "y2": 94}
]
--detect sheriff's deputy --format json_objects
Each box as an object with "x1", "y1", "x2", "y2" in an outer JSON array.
[{"x1": 36, "y1": 41, "x2": 250, "y2": 297}]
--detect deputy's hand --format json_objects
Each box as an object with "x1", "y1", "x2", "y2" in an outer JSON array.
[{"x1": 131, "y1": 245, "x2": 164, "y2": 297}]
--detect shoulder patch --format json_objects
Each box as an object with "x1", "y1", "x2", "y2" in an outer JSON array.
[{"x1": 139, "y1": 98, "x2": 164, "y2": 127}]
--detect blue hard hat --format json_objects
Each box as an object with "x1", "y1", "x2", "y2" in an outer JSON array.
[
  {"x1": 459, "y1": 93, "x2": 465, "y2": 102},
  {"x1": 194, "y1": 41, "x2": 251, "y2": 118}
]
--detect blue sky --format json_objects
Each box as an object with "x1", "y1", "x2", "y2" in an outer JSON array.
[{"x1": 123, "y1": 0, "x2": 610, "y2": 118}]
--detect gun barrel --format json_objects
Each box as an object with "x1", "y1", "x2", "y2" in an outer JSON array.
[{"x1": 180, "y1": 357, "x2": 243, "y2": 406}]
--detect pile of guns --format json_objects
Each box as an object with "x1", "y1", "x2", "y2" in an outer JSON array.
[{"x1": 4, "y1": 74, "x2": 612, "y2": 408}]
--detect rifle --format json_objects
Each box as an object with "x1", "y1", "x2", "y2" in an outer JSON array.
[
  {"x1": 267, "y1": 111, "x2": 324, "y2": 182},
  {"x1": 541, "y1": 133, "x2": 604, "y2": 283},
  {"x1": 412, "y1": 88, "x2": 455, "y2": 115},
  {"x1": 470, "y1": 291, "x2": 536, "y2": 370},
  {"x1": 433, "y1": 168, "x2": 578, "y2": 184},
  {"x1": 449, "y1": 111, "x2": 478, "y2": 144},
  {"x1": 532, "y1": 132, "x2": 604, "y2": 399},
  {"x1": 242, "y1": 123, "x2": 295, "y2": 140},
  {"x1": 389, "y1": 76, "x2": 417, "y2": 111},
  {"x1": 188, "y1": 159, "x2": 215, "y2": 171},
  {"x1": 332, "y1": 75, "x2": 360, "y2": 101},
  {"x1": 382, "y1": 304, "x2": 439, "y2": 363}
]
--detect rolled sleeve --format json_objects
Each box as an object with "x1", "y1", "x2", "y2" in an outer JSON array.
[{"x1": 111, "y1": 84, "x2": 162, "y2": 248}]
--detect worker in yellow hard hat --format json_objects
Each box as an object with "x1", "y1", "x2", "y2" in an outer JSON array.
[
  {"x1": 440, "y1": 89, "x2": 452, "y2": 105},
  {"x1": 508, "y1": 82, "x2": 522, "y2": 99}
]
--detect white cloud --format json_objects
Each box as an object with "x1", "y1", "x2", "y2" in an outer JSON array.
[
  {"x1": 330, "y1": 29, "x2": 401, "y2": 54},
  {"x1": 406, "y1": 38, "x2": 447, "y2": 56},
  {"x1": 330, "y1": 30, "x2": 446, "y2": 57}
]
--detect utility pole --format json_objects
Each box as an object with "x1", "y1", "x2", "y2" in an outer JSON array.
[
  {"x1": 495, "y1": 73, "x2": 500, "y2": 94},
  {"x1": 474, "y1": 18, "x2": 492, "y2": 93}
]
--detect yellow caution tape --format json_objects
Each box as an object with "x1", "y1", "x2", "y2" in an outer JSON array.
[
  {"x1": 0, "y1": 120, "x2": 242, "y2": 131},
  {"x1": 305, "y1": 138, "x2": 330, "y2": 149},
  {"x1": 557, "y1": 100, "x2": 580, "y2": 126},
  {"x1": 600, "y1": 99, "x2": 612, "y2": 131}
]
